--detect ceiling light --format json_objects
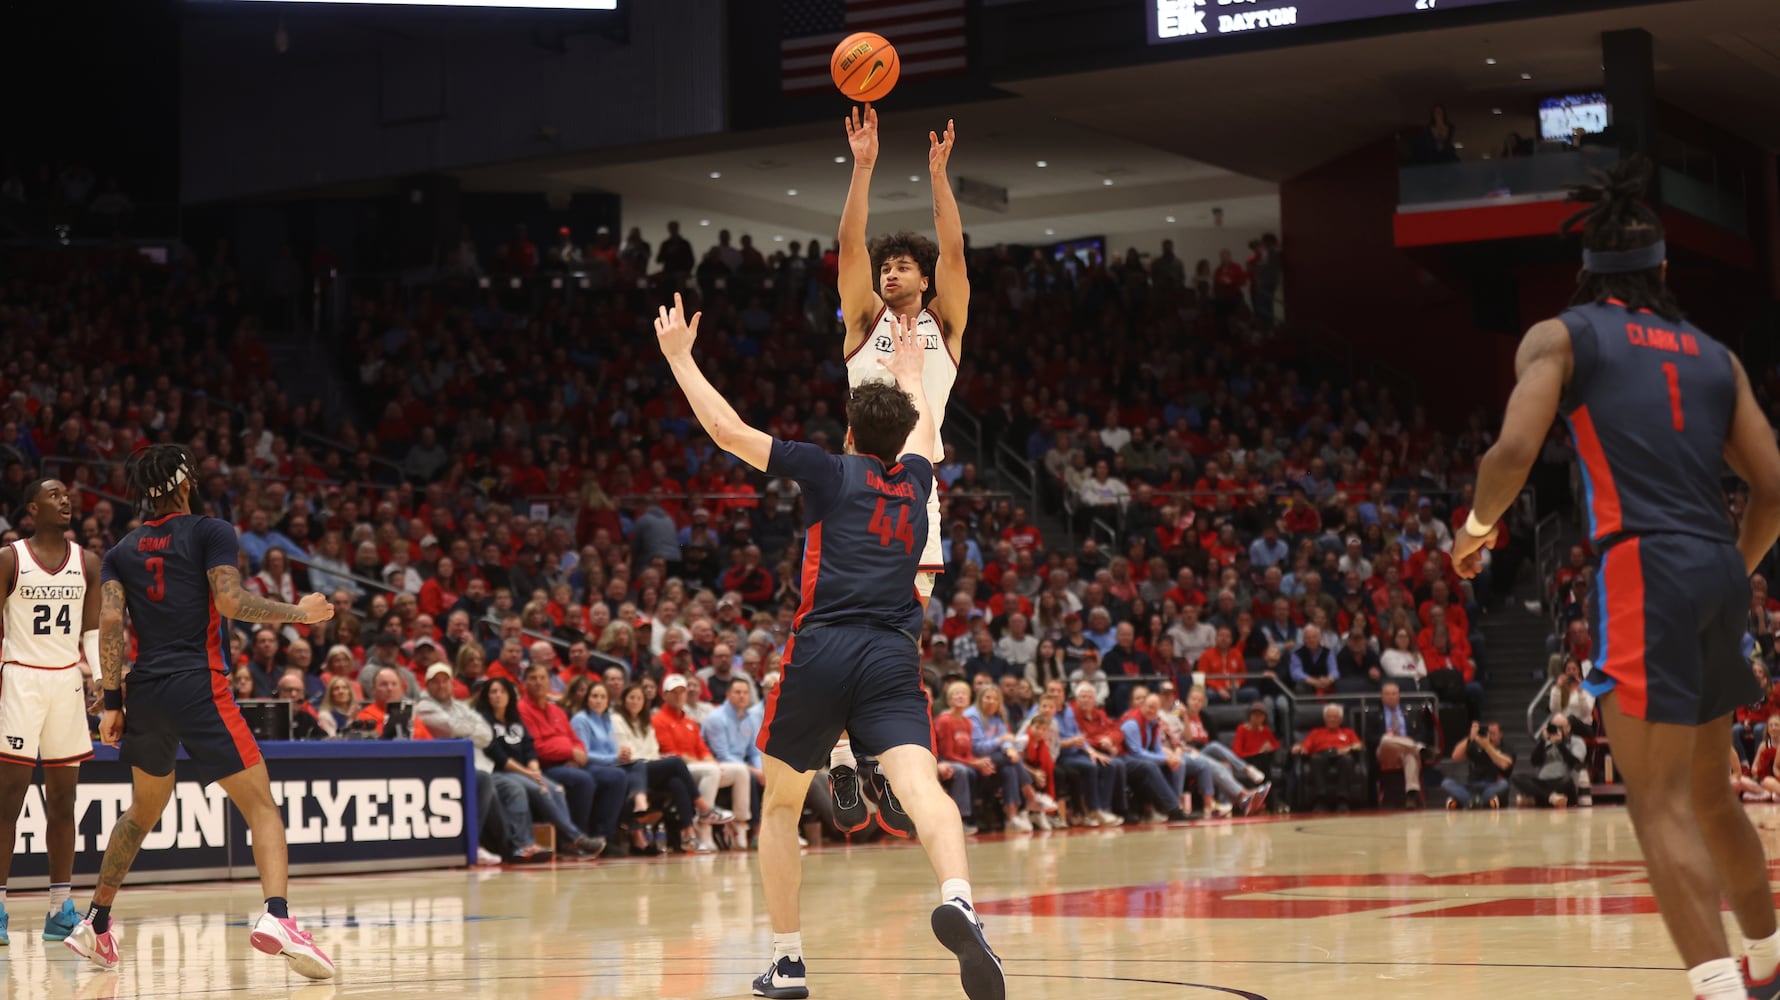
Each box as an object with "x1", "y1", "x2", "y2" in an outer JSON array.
[
  {"x1": 1453, "y1": 142, "x2": 1465, "y2": 150},
  {"x1": 1485, "y1": 57, "x2": 1497, "y2": 65},
  {"x1": 909, "y1": 175, "x2": 920, "y2": 182},
  {"x1": 1102, "y1": 178, "x2": 1114, "y2": 186},
  {"x1": 709, "y1": 171, "x2": 721, "y2": 179},
  {"x1": 1165, "y1": 216, "x2": 1176, "y2": 223},
  {"x1": 773, "y1": 235, "x2": 784, "y2": 242},
  {"x1": 1491, "y1": 107, "x2": 1503, "y2": 115},
  {"x1": 698, "y1": 219, "x2": 710, "y2": 226},
  {"x1": 833, "y1": 156, "x2": 846, "y2": 163},
  {"x1": 1044, "y1": 228, "x2": 1055, "y2": 236},
  {"x1": 1520, "y1": 72, "x2": 1532, "y2": 80},
  {"x1": 786, "y1": 189, "x2": 798, "y2": 196},
  {"x1": 1035, "y1": 160, "x2": 1048, "y2": 168}
]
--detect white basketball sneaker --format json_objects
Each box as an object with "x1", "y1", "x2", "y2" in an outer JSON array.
[{"x1": 250, "y1": 911, "x2": 336, "y2": 980}]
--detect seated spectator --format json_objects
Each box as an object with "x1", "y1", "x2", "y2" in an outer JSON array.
[
  {"x1": 996, "y1": 614, "x2": 1039, "y2": 680},
  {"x1": 1754, "y1": 718, "x2": 1780, "y2": 799},
  {"x1": 1231, "y1": 704, "x2": 1286, "y2": 809},
  {"x1": 963, "y1": 630, "x2": 1016, "y2": 684},
  {"x1": 517, "y1": 663, "x2": 625, "y2": 855},
  {"x1": 1423, "y1": 624, "x2": 1485, "y2": 721},
  {"x1": 1056, "y1": 682, "x2": 1126, "y2": 827},
  {"x1": 1379, "y1": 626, "x2": 1427, "y2": 690},
  {"x1": 966, "y1": 685, "x2": 1043, "y2": 832},
  {"x1": 1513, "y1": 713, "x2": 1587, "y2": 808},
  {"x1": 1194, "y1": 625, "x2": 1246, "y2": 704},
  {"x1": 356, "y1": 666, "x2": 432, "y2": 739},
  {"x1": 1293, "y1": 704, "x2": 1365, "y2": 813},
  {"x1": 934, "y1": 680, "x2": 994, "y2": 835},
  {"x1": 1548, "y1": 656, "x2": 1596, "y2": 738},
  {"x1": 1288, "y1": 625, "x2": 1340, "y2": 696},
  {"x1": 1067, "y1": 647, "x2": 1112, "y2": 707},
  {"x1": 316, "y1": 675, "x2": 360, "y2": 737},
  {"x1": 701, "y1": 677, "x2": 764, "y2": 845},
  {"x1": 653, "y1": 674, "x2": 746, "y2": 850},
  {"x1": 1117, "y1": 692, "x2": 1199, "y2": 822},
  {"x1": 1018, "y1": 701, "x2": 1063, "y2": 828},
  {"x1": 476, "y1": 676, "x2": 599, "y2": 856},
  {"x1": 230, "y1": 666, "x2": 258, "y2": 702},
  {"x1": 1442, "y1": 720, "x2": 1513, "y2": 809},
  {"x1": 1734, "y1": 663, "x2": 1774, "y2": 766},
  {"x1": 610, "y1": 681, "x2": 718, "y2": 854},
  {"x1": 1732, "y1": 745, "x2": 1772, "y2": 803},
  {"x1": 1375, "y1": 682, "x2": 1432, "y2": 808},
  {"x1": 414, "y1": 662, "x2": 549, "y2": 863},
  {"x1": 1335, "y1": 629, "x2": 1382, "y2": 692}
]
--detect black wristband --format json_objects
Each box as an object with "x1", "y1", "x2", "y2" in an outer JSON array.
[{"x1": 102, "y1": 688, "x2": 123, "y2": 711}]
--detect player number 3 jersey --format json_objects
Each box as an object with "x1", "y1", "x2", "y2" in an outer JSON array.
[{"x1": 4, "y1": 538, "x2": 86, "y2": 669}]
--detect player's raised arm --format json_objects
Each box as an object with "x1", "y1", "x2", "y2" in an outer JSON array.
[
  {"x1": 1453, "y1": 318, "x2": 1572, "y2": 579},
  {"x1": 927, "y1": 118, "x2": 969, "y2": 341},
  {"x1": 1722, "y1": 354, "x2": 1780, "y2": 575},
  {"x1": 657, "y1": 293, "x2": 774, "y2": 472},
  {"x1": 877, "y1": 313, "x2": 933, "y2": 462},
  {"x1": 839, "y1": 105, "x2": 884, "y2": 348},
  {"x1": 207, "y1": 565, "x2": 333, "y2": 625}
]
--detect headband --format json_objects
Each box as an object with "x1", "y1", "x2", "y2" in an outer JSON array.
[
  {"x1": 1582, "y1": 241, "x2": 1665, "y2": 274},
  {"x1": 145, "y1": 463, "x2": 189, "y2": 498}
]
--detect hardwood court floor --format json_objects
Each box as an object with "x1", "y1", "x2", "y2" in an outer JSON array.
[{"x1": 14, "y1": 804, "x2": 1780, "y2": 1000}]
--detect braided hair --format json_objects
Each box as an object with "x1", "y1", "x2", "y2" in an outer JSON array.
[
  {"x1": 1562, "y1": 155, "x2": 1683, "y2": 322},
  {"x1": 125, "y1": 444, "x2": 195, "y2": 516}
]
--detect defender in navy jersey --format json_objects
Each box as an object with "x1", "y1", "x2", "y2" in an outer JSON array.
[
  {"x1": 1454, "y1": 159, "x2": 1780, "y2": 1000},
  {"x1": 66, "y1": 446, "x2": 337, "y2": 981},
  {"x1": 653, "y1": 295, "x2": 1003, "y2": 1000}
]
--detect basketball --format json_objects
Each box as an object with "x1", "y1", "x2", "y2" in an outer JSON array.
[{"x1": 831, "y1": 32, "x2": 899, "y2": 103}]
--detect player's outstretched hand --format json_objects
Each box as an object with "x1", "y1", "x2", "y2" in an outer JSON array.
[
  {"x1": 654, "y1": 293, "x2": 702, "y2": 361},
  {"x1": 297, "y1": 592, "x2": 335, "y2": 624},
  {"x1": 928, "y1": 118, "x2": 956, "y2": 174},
  {"x1": 875, "y1": 311, "x2": 925, "y2": 385},
  {"x1": 845, "y1": 104, "x2": 879, "y2": 167},
  {"x1": 99, "y1": 709, "x2": 123, "y2": 747},
  {"x1": 1451, "y1": 522, "x2": 1498, "y2": 580}
]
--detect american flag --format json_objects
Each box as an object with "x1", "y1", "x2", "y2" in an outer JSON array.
[{"x1": 781, "y1": 0, "x2": 968, "y2": 95}]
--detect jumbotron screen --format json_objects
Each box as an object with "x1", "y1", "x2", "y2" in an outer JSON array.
[{"x1": 1149, "y1": 0, "x2": 1525, "y2": 44}]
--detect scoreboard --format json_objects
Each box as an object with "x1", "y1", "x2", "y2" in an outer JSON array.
[{"x1": 1148, "y1": 0, "x2": 1530, "y2": 44}]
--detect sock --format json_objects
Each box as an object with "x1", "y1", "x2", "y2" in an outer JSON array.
[
  {"x1": 0, "y1": 885, "x2": 7, "y2": 909},
  {"x1": 49, "y1": 883, "x2": 70, "y2": 913},
  {"x1": 265, "y1": 897, "x2": 290, "y2": 920},
  {"x1": 87, "y1": 903, "x2": 111, "y2": 935},
  {"x1": 1688, "y1": 957, "x2": 1745, "y2": 999},
  {"x1": 1747, "y1": 929, "x2": 1780, "y2": 983},
  {"x1": 941, "y1": 878, "x2": 974, "y2": 909},
  {"x1": 772, "y1": 931, "x2": 803, "y2": 962},
  {"x1": 830, "y1": 740, "x2": 857, "y2": 772}
]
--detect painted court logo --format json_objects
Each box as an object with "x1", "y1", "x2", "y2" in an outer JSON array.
[{"x1": 980, "y1": 863, "x2": 1678, "y2": 920}]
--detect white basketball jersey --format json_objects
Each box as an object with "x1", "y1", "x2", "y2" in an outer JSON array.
[
  {"x1": 844, "y1": 306, "x2": 957, "y2": 462},
  {"x1": 4, "y1": 539, "x2": 85, "y2": 669}
]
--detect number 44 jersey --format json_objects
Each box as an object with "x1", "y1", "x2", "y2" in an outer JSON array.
[{"x1": 765, "y1": 439, "x2": 931, "y2": 637}]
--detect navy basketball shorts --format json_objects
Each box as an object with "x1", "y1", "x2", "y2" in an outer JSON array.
[
  {"x1": 1582, "y1": 533, "x2": 1758, "y2": 726},
  {"x1": 757, "y1": 624, "x2": 934, "y2": 772},
  {"x1": 119, "y1": 670, "x2": 264, "y2": 784}
]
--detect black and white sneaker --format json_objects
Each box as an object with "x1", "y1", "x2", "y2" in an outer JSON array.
[
  {"x1": 868, "y1": 763, "x2": 916, "y2": 839},
  {"x1": 752, "y1": 955, "x2": 809, "y2": 999},
  {"x1": 931, "y1": 898, "x2": 1005, "y2": 1000},
  {"x1": 828, "y1": 765, "x2": 871, "y2": 833}
]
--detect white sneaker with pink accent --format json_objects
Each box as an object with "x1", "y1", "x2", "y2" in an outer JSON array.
[
  {"x1": 64, "y1": 919, "x2": 121, "y2": 971},
  {"x1": 250, "y1": 912, "x2": 335, "y2": 980}
]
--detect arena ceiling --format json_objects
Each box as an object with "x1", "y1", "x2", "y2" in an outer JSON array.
[{"x1": 451, "y1": 0, "x2": 1777, "y2": 247}]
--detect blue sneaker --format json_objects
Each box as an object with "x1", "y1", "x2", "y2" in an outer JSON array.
[
  {"x1": 751, "y1": 955, "x2": 809, "y2": 999},
  {"x1": 43, "y1": 899, "x2": 80, "y2": 942},
  {"x1": 931, "y1": 898, "x2": 1005, "y2": 1000},
  {"x1": 0, "y1": 905, "x2": 9, "y2": 946}
]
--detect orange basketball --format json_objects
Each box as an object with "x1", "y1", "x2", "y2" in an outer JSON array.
[{"x1": 831, "y1": 32, "x2": 900, "y2": 103}]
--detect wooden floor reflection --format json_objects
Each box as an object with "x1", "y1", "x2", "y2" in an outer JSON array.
[{"x1": 13, "y1": 803, "x2": 1775, "y2": 999}]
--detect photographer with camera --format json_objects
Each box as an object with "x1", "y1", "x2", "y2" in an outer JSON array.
[
  {"x1": 1441, "y1": 719, "x2": 1513, "y2": 809},
  {"x1": 1512, "y1": 713, "x2": 1587, "y2": 808}
]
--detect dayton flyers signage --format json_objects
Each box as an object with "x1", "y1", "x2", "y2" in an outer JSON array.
[{"x1": 9, "y1": 741, "x2": 476, "y2": 885}]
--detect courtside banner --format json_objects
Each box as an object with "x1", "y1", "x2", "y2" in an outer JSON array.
[{"x1": 7, "y1": 740, "x2": 478, "y2": 888}]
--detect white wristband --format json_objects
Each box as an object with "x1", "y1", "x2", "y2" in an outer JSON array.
[{"x1": 1465, "y1": 510, "x2": 1496, "y2": 538}]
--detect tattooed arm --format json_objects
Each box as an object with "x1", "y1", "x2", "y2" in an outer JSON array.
[
  {"x1": 97, "y1": 579, "x2": 129, "y2": 745},
  {"x1": 207, "y1": 565, "x2": 332, "y2": 625}
]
